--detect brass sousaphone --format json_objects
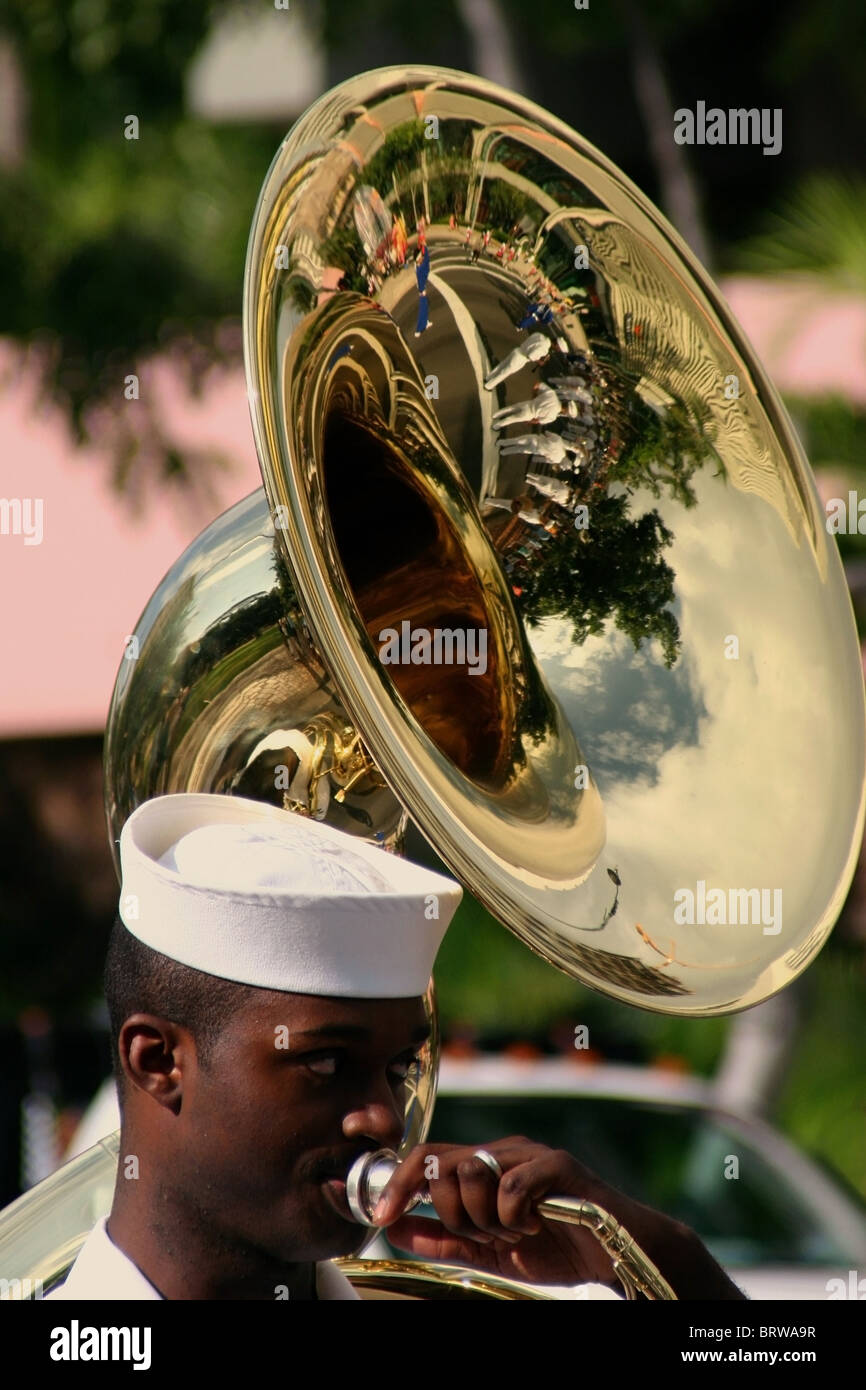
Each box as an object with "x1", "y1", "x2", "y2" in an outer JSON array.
[{"x1": 2, "y1": 65, "x2": 864, "y2": 1300}]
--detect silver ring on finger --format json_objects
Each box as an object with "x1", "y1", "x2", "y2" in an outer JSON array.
[{"x1": 472, "y1": 1148, "x2": 503, "y2": 1179}]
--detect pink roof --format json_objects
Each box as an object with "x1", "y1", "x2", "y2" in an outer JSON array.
[
  {"x1": 2, "y1": 274, "x2": 865, "y2": 737},
  {"x1": 722, "y1": 276, "x2": 866, "y2": 406},
  {"x1": 0, "y1": 350, "x2": 262, "y2": 737}
]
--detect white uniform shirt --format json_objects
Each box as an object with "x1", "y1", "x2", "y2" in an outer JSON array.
[
  {"x1": 46, "y1": 1217, "x2": 360, "y2": 1301},
  {"x1": 46, "y1": 1218, "x2": 622, "y2": 1303}
]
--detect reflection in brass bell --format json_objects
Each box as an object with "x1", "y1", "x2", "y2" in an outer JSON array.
[{"x1": 105, "y1": 65, "x2": 866, "y2": 1017}]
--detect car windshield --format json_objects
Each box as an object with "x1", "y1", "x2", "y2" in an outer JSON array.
[{"x1": 417, "y1": 1095, "x2": 859, "y2": 1267}]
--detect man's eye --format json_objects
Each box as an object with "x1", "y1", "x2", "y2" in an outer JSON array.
[
  {"x1": 305, "y1": 1054, "x2": 340, "y2": 1076},
  {"x1": 302, "y1": 1051, "x2": 424, "y2": 1080}
]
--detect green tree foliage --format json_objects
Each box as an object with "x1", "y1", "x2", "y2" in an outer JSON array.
[
  {"x1": 0, "y1": 1, "x2": 276, "y2": 483},
  {"x1": 519, "y1": 493, "x2": 681, "y2": 667},
  {"x1": 609, "y1": 402, "x2": 710, "y2": 509},
  {"x1": 734, "y1": 176, "x2": 866, "y2": 292}
]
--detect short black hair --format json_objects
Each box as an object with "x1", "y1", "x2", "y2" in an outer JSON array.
[{"x1": 104, "y1": 916, "x2": 259, "y2": 1102}]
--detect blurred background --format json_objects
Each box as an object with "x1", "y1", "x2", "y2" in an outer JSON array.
[{"x1": 0, "y1": 0, "x2": 865, "y2": 1291}]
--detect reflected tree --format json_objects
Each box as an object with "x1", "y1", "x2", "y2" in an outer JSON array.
[
  {"x1": 609, "y1": 401, "x2": 713, "y2": 507},
  {"x1": 516, "y1": 493, "x2": 681, "y2": 668}
]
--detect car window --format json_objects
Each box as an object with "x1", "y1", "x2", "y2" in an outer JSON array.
[{"x1": 412, "y1": 1095, "x2": 859, "y2": 1267}]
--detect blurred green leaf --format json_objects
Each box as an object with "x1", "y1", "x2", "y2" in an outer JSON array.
[{"x1": 733, "y1": 175, "x2": 866, "y2": 292}]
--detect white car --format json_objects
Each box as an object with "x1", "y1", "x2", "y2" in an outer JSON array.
[{"x1": 368, "y1": 1056, "x2": 866, "y2": 1301}]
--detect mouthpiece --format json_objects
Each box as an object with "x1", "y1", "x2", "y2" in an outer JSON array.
[{"x1": 345, "y1": 1148, "x2": 436, "y2": 1225}]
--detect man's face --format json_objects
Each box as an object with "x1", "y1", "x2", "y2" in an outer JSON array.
[{"x1": 161, "y1": 991, "x2": 430, "y2": 1264}]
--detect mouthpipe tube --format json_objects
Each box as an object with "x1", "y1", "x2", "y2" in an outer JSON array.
[
  {"x1": 345, "y1": 1147, "x2": 677, "y2": 1299},
  {"x1": 346, "y1": 1147, "x2": 616, "y2": 1230}
]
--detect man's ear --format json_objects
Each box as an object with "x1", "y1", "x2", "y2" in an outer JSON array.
[{"x1": 118, "y1": 1014, "x2": 194, "y2": 1113}]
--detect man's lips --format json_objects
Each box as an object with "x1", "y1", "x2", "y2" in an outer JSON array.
[
  {"x1": 313, "y1": 1151, "x2": 374, "y2": 1222},
  {"x1": 312, "y1": 1151, "x2": 370, "y2": 1184},
  {"x1": 321, "y1": 1176, "x2": 353, "y2": 1222}
]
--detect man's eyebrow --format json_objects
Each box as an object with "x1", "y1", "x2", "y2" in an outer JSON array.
[
  {"x1": 292, "y1": 1022, "x2": 431, "y2": 1045},
  {"x1": 293, "y1": 1024, "x2": 371, "y2": 1042}
]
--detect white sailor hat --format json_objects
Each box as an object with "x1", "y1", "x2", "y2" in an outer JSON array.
[{"x1": 118, "y1": 793, "x2": 463, "y2": 997}]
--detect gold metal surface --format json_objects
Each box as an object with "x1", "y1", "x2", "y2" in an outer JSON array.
[
  {"x1": 240, "y1": 64, "x2": 865, "y2": 1013},
  {"x1": 333, "y1": 1257, "x2": 551, "y2": 1300},
  {"x1": 104, "y1": 489, "x2": 407, "y2": 862},
  {"x1": 533, "y1": 1196, "x2": 674, "y2": 1299},
  {"x1": 104, "y1": 65, "x2": 866, "y2": 1014}
]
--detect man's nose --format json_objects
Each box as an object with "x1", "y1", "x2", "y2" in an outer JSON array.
[{"x1": 342, "y1": 1085, "x2": 405, "y2": 1149}]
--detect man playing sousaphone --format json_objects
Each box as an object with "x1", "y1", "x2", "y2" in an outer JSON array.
[{"x1": 50, "y1": 794, "x2": 745, "y2": 1301}]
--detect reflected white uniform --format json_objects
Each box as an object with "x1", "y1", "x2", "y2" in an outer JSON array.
[
  {"x1": 484, "y1": 498, "x2": 545, "y2": 525},
  {"x1": 525, "y1": 473, "x2": 576, "y2": 506},
  {"x1": 484, "y1": 333, "x2": 553, "y2": 389},
  {"x1": 46, "y1": 1217, "x2": 360, "y2": 1301},
  {"x1": 492, "y1": 385, "x2": 561, "y2": 429},
  {"x1": 498, "y1": 431, "x2": 575, "y2": 466},
  {"x1": 551, "y1": 375, "x2": 592, "y2": 403}
]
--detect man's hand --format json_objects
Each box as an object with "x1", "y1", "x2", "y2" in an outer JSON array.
[{"x1": 372, "y1": 1138, "x2": 746, "y2": 1300}]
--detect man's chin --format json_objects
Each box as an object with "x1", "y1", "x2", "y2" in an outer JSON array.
[
  {"x1": 288, "y1": 1222, "x2": 368, "y2": 1265},
  {"x1": 267, "y1": 1182, "x2": 368, "y2": 1263},
  {"x1": 316, "y1": 1180, "x2": 369, "y2": 1258},
  {"x1": 326, "y1": 1223, "x2": 371, "y2": 1259}
]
